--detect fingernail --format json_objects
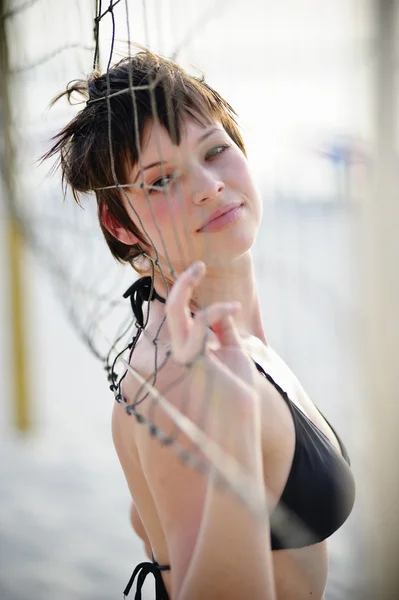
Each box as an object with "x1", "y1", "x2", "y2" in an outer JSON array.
[{"x1": 189, "y1": 261, "x2": 205, "y2": 276}]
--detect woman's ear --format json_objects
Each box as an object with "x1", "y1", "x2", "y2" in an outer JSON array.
[{"x1": 100, "y1": 203, "x2": 139, "y2": 245}]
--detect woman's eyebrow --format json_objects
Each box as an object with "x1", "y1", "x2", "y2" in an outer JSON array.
[
  {"x1": 133, "y1": 160, "x2": 167, "y2": 183},
  {"x1": 133, "y1": 128, "x2": 220, "y2": 183},
  {"x1": 197, "y1": 127, "x2": 220, "y2": 144}
]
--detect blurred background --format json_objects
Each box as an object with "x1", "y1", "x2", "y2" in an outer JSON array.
[{"x1": 0, "y1": 0, "x2": 398, "y2": 598}]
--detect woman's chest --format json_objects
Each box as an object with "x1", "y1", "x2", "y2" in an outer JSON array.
[{"x1": 244, "y1": 338, "x2": 343, "y2": 456}]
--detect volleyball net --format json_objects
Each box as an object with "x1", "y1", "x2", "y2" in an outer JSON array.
[{"x1": 1, "y1": 0, "x2": 399, "y2": 597}]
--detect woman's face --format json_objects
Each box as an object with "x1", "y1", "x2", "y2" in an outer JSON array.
[{"x1": 124, "y1": 118, "x2": 262, "y2": 272}]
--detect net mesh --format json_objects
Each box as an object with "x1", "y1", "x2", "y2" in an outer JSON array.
[{"x1": 1, "y1": 0, "x2": 377, "y2": 596}]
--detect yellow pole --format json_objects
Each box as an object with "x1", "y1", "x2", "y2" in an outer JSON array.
[
  {"x1": 8, "y1": 221, "x2": 30, "y2": 431},
  {"x1": 0, "y1": 2, "x2": 31, "y2": 432}
]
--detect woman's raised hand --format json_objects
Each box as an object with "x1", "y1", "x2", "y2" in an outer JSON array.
[
  {"x1": 165, "y1": 261, "x2": 266, "y2": 512},
  {"x1": 165, "y1": 261, "x2": 260, "y2": 404}
]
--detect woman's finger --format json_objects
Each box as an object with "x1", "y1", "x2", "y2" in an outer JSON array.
[
  {"x1": 166, "y1": 261, "x2": 205, "y2": 349},
  {"x1": 172, "y1": 302, "x2": 240, "y2": 364},
  {"x1": 211, "y1": 310, "x2": 242, "y2": 347}
]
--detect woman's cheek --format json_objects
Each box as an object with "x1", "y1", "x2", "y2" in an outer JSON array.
[
  {"x1": 145, "y1": 198, "x2": 186, "y2": 250},
  {"x1": 225, "y1": 152, "x2": 251, "y2": 184},
  {"x1": 145, "y1": 197, "x2": 173, "y2": 227}
]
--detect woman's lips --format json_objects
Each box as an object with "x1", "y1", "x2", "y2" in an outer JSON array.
[{"x1": 197, "y1": 204, "x2": 244, "y2": 233}]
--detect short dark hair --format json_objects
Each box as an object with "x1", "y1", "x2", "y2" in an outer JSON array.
[{"x1": 44, "y1": 49, "x2": 246, "y2": 267}]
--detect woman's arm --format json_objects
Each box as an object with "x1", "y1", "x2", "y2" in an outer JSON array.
[
  {"x1": 177, "y1": 379, "x2": 275, "y2": 600},
  {"x1": 130, "y1": 354, "x2": 276, "y2": 600},
  {"x1": 117, "y1": 263, "x2": 277, "y2": 599}
]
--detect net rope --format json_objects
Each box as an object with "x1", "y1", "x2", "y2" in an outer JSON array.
[
  {"x1": 76, "y1": 0, "x2": 319, "y2": 542},
  {"x1": 1, "y1": 0, "x2": 364, "y2": 568},
  {"x1": 95, "y1": 0, "x2": 263, "y2": 510}
]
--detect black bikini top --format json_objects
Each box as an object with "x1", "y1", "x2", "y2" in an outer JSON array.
[
  {"x1": 123, "y1": 277, "x2": 356, "y2": 553},
  {"x1": 254, "y1": 361, "x2": 355, "y2": 549}
]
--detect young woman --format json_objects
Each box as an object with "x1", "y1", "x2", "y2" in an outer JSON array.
[{"x1": 46, "y1": 50, "x2": 355, "y2": 600}]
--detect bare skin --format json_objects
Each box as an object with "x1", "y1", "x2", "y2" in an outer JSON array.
[
  {"x1": 112, "y1": 268, "x2": 346, "y2": 599},
  {"x1": 107, "y1": 119, "x2": 346, "y2": 598}
]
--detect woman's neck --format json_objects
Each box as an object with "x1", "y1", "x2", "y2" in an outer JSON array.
[{"x1": 150, "y1": 252, "x2": 267, "y2": 346}]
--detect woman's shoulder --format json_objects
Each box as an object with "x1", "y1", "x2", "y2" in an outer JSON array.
[{"x1": 113, "y1": 323, "x2": 198, "y2": 447}]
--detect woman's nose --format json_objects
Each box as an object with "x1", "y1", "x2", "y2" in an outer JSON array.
[{"x1": 189, "y1": 166, "x2": 225, "y2": 205}]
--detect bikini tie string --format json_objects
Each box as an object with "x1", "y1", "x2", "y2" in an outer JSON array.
[
  {"x1": 123, "y1": 276, "x2": 166, "y2": 328},
  {"x1": 123, "y1": 556, "x2": 170, "y2": 599}
]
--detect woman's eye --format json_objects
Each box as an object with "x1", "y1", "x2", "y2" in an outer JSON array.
[
  {"x1": 205, "y1": 144, "x2": 230, "y2": 160},
  {"x1": 151, "y1": 175, "x2": 173, "y2": 191}
]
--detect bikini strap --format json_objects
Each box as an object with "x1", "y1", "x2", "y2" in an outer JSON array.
[
  {"x1": 123, "y1": 553, "x2": 171, "y2": 599},
  {"x1": 123, "y1": 276, "x2": 166, "y2": 328}
]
